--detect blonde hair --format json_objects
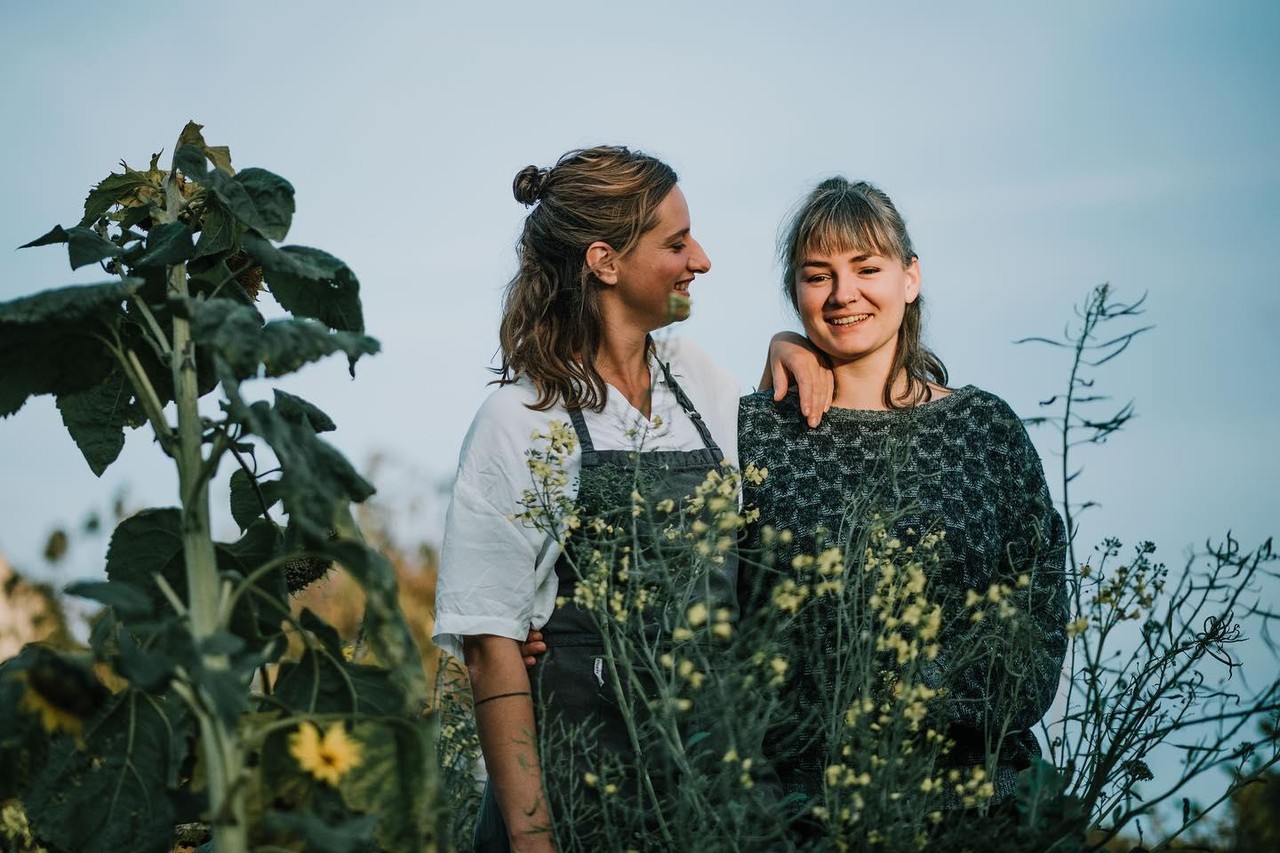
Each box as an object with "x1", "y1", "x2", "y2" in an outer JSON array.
[
  {"x1": 496, "y1": 146, "x2": 678, "y2": 411},
  {"x1": 780, "y1": 177, "x2": 947, "y2": 408}
]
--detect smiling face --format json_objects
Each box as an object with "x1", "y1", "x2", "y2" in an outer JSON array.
[
  {"x1": 598, "y1": 186, "x2": 711, "y2": 333},
  {"x1": 794, "y1": 248, "x2": 920, "y2": 373}
]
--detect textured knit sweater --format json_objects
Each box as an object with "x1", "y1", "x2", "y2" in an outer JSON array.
[{"x1": 738, "y1": 386, "x2": 1068, "y2": 808}]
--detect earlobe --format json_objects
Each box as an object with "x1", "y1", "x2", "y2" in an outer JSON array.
[{"x1": 586, "y1": 241, "x2": 619, "y2": 286}]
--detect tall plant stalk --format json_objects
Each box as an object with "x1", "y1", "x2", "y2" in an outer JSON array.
[{"x1": 0, "y1": 123, "x2": 441, "y2": 852}]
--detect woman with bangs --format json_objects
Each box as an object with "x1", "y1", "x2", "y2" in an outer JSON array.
[{"x1": 739, "y1": 178, "x2": 1069, "y2": 840}]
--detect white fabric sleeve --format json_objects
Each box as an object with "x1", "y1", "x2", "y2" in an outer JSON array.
[{"x1": 432, "y1": 384, "x2": 570, "y2": 661}]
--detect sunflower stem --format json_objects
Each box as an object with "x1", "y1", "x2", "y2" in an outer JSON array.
[{"x1": 159, "y1": 156, "x2": 249, "y2": 853}]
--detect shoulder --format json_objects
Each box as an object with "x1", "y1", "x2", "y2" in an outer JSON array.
[
  {"x1": 655, "y1": 336, "x2": 736, "y2": 391},
  {"x1": 739, "y1": 389, "x2": 782, "y2": 420},
  {"x1": 458, "y1": 379, "x2": 571, "y2": 470},
  {"x1": 739, "y1": 389, "x2": 802, "y2": 423},
  {"x1": 737, "y1": 391, "x2": 807, "y2": 468},
  {"x1": 945, "y1": 387, "x2": 1048, "y2": 476},
  {"x1": 943, "y1": 386, "x2": 1025, "y2": 432}
]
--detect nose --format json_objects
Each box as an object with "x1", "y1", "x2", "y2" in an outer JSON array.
[
  {"x1": 828, "y1": 273, "x2": 860, "y2": 306},
  {"x1": 688, "y1": 236, "x2": 711, "y2": 274}
]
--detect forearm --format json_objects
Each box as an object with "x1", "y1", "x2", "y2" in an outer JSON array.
[{"x1": 464, "y1": 634, "x2": 555, "y2": 852}]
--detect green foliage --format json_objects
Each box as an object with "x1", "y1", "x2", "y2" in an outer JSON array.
[
  {"x1": 0, "y1": 280, "x2": 139, "y2": 419},
  {"x1": 55, "y1": 367, "x2": 144, "y2": 475},
  {"x1": 24, "y1": 690, "x2": 187, "y2": 853},
  {"x1": 0, "y1": 123, "x2": 442, "y2": 852},
  {"x1": 20, "y1": 226, "x2": 122, "y2": 270}
]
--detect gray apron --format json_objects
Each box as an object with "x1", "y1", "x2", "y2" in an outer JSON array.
[{"x1": 475, "y1": 361, "x2": 739, "y2": 851}]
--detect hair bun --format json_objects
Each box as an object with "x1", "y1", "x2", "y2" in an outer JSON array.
[{"x1": 513, "y1": 165, "x2": 550, "y2": 206}]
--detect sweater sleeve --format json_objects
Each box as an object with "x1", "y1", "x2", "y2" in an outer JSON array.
[
  {"x1": 994, "y1": 412, "x2": 1069, "y2": 733},
  {"x1": 939, "y1": 398, "x2": 1068, "y2": 753}
]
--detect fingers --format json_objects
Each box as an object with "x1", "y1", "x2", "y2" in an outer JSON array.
[
  {"x1": 771, "y1": 359, "x2": 790, "y2": 402},
  {"x1": 519, "y1": 629, "x2": 547, "y2": 669},
  {"x1": 809, "y1": 370, "x2": 834, "y2": 428},
  {"x1": 802, "y1": 369, "x2": 822, "y2": 428},
  {"x1": 796, "y1": 364, "x2": 831, "y2": 428}
]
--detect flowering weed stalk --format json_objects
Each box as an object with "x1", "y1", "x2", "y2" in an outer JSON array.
[{"x1": 1024, "y1": 285, "x2": 1280, "y2": 851}]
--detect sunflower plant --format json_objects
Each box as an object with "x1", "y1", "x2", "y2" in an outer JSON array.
[{"x1": 0, "y1": 123, "x2": 441, "y2": 852}]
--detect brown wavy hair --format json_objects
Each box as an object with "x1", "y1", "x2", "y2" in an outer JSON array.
[
  {"x1": 780, "y1": 177, "x2": 948, "y2": 409},
  {"x1": 495, "y1": 146, "x2": 678, "y2": 411}
]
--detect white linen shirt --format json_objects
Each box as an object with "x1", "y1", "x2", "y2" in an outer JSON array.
[{"x1": 432, "y1": 338, "x2": 740, "y2": 661}]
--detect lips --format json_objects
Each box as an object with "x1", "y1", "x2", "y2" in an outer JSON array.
[
  {"x1": 828, "y1": 313, "x2": 871, "y2": 327},
  {"x1": 674, "y1": 278, "x2": 692, "y2": 293}
]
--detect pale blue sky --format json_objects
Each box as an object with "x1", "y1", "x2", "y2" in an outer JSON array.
[{"x1": 2, "y1": 0, "x2": 1278, "y2": 809}]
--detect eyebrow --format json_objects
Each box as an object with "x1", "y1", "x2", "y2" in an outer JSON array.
[
  {"x1": 799, "y1": 252, "x2": 875, "y2": 267},
  {"x1": 661, "y1": 227, "x2": 691, "y2": 243}
]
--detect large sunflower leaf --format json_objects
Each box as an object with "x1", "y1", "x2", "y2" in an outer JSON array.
[
  {"x1": 134, "y1": 221, "x2": 194, "y2": 268},
  {"x1": 56, "y1": 365, "x2": 145, "y2": 476},
  {"x1": 25, "y1": 689, "x2": 189, "y2": 853},
  {"x1": 189, "y1": 299, "x2": 378, "y2": 380},
  {"x1": 105, "y1": 508, "x2": 187, "y2": 622},
  {"x1": 0, "y1": 280, "x2": 137, "y2": 417},
  {"x1": 79, "y1": 171, "x2": 158, "y2": 227},
  {"x1": 20, "y1": 224, "x2": 123, "y2": 270},
  {"x1": 241, "y1": 233, "x2": 364, "y2": 332},
  {"x1": 313, "y1": 539, "x2": 427, "y2": 712}
]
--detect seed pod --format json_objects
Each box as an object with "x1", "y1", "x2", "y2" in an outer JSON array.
[
  {"x1": 285, "y1": 553, "x2": 334, "y2": 593},
  {"x1": 227, "y1": 251, "x2": 264, "y2": 300}
]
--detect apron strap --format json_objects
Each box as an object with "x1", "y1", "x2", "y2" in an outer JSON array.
[
  {"x1": 658, "y1": 360, "x2": 721, "y2": 455},
  {"x1": 566, "y1": 406, "x2": 596, "y2": 454},
  {"x1": 567, "y1": 359, "x2": 723, "y2": 460}
]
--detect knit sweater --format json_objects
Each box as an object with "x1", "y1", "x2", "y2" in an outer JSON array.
[{"x1": 738, "y1": 386, "x2": 1068, "y2": 808}]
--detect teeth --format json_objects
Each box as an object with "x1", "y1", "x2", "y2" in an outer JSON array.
[{"x1": 830, "y1": 314, "x2": 870, "y2": 326}]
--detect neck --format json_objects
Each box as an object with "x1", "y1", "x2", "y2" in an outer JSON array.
[
  {"x1": 830, "y1": 350, "x2": 902, "y2": 410},
  {"x1": 596, "y1": 328, "x2": 653, "y2": 416}
]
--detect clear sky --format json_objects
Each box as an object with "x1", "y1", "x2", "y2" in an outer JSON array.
[{"x1": 2, "y1": 0, "x2": 1278, "y2": 813}]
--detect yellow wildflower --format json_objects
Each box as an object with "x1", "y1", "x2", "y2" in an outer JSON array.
[{"x1": 289, "y1": 721, "x2": 362, "y2": 786}]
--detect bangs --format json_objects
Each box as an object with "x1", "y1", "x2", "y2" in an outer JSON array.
[{"x1": 793, "y1": 193, "x2": 904, "y2": 267}]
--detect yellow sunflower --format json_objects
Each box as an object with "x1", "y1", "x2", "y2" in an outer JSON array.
[
  {"x1": 18, "y1": 670, "x2": 88, "y2": 740},
  {"x1": 289, "y1": 721, "x2": 362, "y2": 786},
  {"x1": 14, "y1": 648, "x2": 108, "y2": 744}
]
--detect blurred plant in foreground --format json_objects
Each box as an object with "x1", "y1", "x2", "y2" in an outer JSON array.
[{"x1": 0, "y1": 125, "x2": 441, "y2": 852}]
